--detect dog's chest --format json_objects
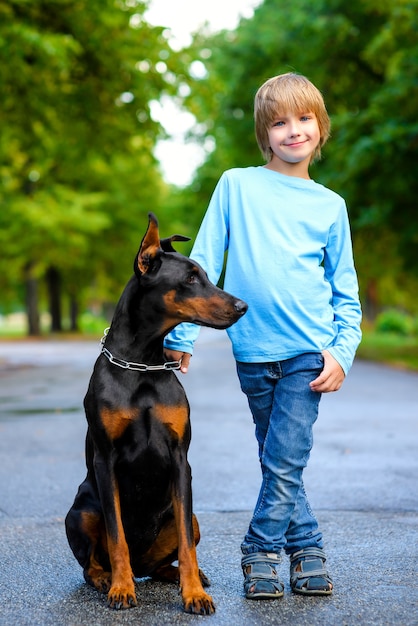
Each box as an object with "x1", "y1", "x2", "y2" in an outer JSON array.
[{"x1": 99, "y1": 401, "x2": 189, "y2": 443}]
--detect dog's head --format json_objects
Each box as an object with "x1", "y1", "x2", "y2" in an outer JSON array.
[{"x1": 132, "y1": 213, "x2": 247, "y2": 332}]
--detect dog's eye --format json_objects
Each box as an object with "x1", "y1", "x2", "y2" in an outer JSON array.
[{"x1": 186, "y1": 272, "x2": 199, "y2": 284}]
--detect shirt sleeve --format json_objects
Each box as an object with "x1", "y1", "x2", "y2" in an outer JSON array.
[
  {"x1": 164, "y1": 173, "x2": 230, "y2": 354},
  {"x1": 324, "y1": 203, "x2": 362, "y2": 374}
]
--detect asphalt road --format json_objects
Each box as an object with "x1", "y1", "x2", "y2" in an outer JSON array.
[{"x1": 0, "y1": 329, "x2": 417, "y2": 626}]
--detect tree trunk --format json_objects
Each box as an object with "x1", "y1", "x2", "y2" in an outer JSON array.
[
  {"x1": 364, "y1": 278, "x2": 379, "y2": 321},
  {"x1": 69, "y1": 295, "x2": 79, "y2": 332},
  {"x1": 46, "y1": 266, "x2": 62, "y2": 332},
  {"x1": 25, "y1": 263, "x2": 41, "y2": 336}
]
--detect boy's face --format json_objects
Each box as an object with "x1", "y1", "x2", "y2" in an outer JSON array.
[{"x1": 267, "y1": 111, "x2": 320, "y2": 169}]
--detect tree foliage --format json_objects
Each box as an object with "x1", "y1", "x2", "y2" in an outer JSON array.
[
  {"x1": 0, "y1": 0, "x2": 184, "y2": 331},
  {"x1": 1, "y1": 0, "x2": 417, "y2": 332},
  {"x1": 176, "y1": 0, "x2": 418, "y2": 313}
]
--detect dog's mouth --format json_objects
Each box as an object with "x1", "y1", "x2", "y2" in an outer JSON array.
[
  {"x1": 194, "y1": 298, "x2": 248, "y2": 329},
  {"x1": 162, "y1": 292, "x2": 248, "y2": 330}
]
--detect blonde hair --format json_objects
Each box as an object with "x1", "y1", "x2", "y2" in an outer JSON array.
[{"x1": 254, "y1": 73, "x2": 331, "y2": 163}]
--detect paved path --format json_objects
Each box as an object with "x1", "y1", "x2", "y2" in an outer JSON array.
[{"x1": 0, "y1": 330, "x2": 417, "y2": 625}]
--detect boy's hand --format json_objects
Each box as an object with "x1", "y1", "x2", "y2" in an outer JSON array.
[
  {"x1": 164, "y1": 349, "x2": 191, "y2": 374},
  {"x1": 309, "y1": 350, "x2": 345, "y2": 393}
]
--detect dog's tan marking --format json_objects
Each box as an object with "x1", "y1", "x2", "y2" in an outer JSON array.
[
  {"x1": 141, "y1": 514, "x2": 205, "y2": 586},
  {"x1": 81, "y1": 510, "x2": 100, "y2": 535},
  {"x1": 154, "y1": 403, "x2": 188, "y2": 439},
  {"x1": 137, "y1": 217, "x2": 161, "y2": 273},
  {"x1": 100, "y1": 408, "x2": 138, "y2": 440},
  {"x1": 106, "y1": 482, "x2": 137, "y2": 608},
  {"x1": 172, "y1": 496, "x2": 215, "y2": 614},
  {"x1": 162, "y1": 289, "x2": 236, "y2": 332},
  {"x1": 80, "y1": 511, "x2": 111, "y2": 593}
]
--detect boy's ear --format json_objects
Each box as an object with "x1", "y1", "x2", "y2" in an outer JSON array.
[{"x1": 135, "y1": 213, "x2": 162, "y2": 275}]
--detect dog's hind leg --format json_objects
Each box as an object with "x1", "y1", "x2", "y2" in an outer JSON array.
[
  {"x1": 66, "y1": 505, "x2": 112, "y2": 594},
  {"x1": 80, "y1": 511, "x2": 112, "y2": 594},
  {"x1": 141, "y1": 514, "x2": 210, "y2": 588}
]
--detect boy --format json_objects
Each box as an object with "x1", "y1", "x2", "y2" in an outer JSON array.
[{"x1": 164, "y1": 73, "x2": 362, "y2": 599}]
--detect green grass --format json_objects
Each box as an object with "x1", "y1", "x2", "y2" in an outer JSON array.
[
  {"x1": 357, "y1": 330, "x2": 418, "y2": 371},
  {"x1": 1, "y1": 316, "x2": 418, "y2": 372},
  {"x1": 0, "y1": 312, "x2": 109, "y2": 339}
]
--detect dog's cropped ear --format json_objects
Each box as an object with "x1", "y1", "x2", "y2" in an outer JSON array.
[
  {"x1": 160, "y1": 234, "x2": 191, "y2": 252},
  {"x1": 135, "y1": 213, "x2": 162, "y2": 275}
]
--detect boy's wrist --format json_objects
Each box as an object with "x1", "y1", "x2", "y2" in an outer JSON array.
[{"x1": 163, "y1": 339, "x2": 194, "y2": 356}]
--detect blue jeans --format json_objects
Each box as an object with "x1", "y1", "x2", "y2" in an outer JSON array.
[{"x1": 236, "y1": 353, "x2": 324, "y2": 556}]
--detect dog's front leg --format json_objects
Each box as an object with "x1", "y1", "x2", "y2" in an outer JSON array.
[
  {"x1": 94, "y1": 451, "x2": 137, "y2": 609},
  {"x1": 171, "y1": 453, "x2": 215, "y2": 615}
]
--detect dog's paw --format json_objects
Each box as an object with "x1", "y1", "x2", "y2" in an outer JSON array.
[
  {"x1": 198, "y1": 568, "x2": 211, "y2": 588},
  {"x1": 183, "y1": 591, "x2": 215, "y2": 615},
  {"x1": 84, "y1": 567, "x2": 111, "y2": 594},
  {"x1": 107, "y1": 583, "x2": 137, "y2": 610}
]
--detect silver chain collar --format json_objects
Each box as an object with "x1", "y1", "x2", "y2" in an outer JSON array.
[{"x1": 100, "y1": 327, "x2": 181, "y2": 372}]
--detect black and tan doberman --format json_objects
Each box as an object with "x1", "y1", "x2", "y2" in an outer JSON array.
[{"x1": 65, "y1": 213, "x2": 247, "y2": 614}]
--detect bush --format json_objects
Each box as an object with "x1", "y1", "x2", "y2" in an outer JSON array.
[
  {"x1": 79, "y1": 312, "x2": 110, "y2": 335},
  {"x1": 375, "y1": 309, "x2": 415, "y2": 336}
]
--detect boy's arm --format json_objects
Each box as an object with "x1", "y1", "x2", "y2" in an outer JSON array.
[
  {"x1": 163, "y1": 173, "x2": 230, "y2": 371},
  {"x1": 322, "y1": 203, "x2": 362, "y2": 379}
]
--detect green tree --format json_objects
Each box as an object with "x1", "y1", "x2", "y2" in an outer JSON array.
[
  {"x1": 0, "y1": 0, "x2": 182, "y2": 334},
  {"x1": 175, "y1": 0, "x2": 418, "y2": 314}
]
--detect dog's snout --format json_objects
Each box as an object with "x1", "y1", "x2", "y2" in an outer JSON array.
[{"x1": 234, "y1": 299, "x2": 248, "y2": 316}]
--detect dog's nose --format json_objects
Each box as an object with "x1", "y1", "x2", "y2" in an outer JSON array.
[{"x1": 234, "y1": 299, "x2": 248, "y2": 315}]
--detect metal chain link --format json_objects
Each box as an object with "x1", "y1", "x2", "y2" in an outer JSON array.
[{"x1": 99, "y1": 328, "x2": 181, "y2": 372}]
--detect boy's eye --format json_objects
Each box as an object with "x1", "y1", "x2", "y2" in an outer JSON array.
[{"x1": 273, "y1": 120, "x2": 285, "y2": 127}]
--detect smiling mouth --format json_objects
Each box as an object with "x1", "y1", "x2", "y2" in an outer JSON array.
[{"x1": 286, "y1": 140, "x2": 307, "y2": 147}]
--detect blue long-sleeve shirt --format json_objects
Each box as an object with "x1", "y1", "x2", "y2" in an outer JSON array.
[{"x1": 164, "y1": 166, "x2": 362, "y2": 374}]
